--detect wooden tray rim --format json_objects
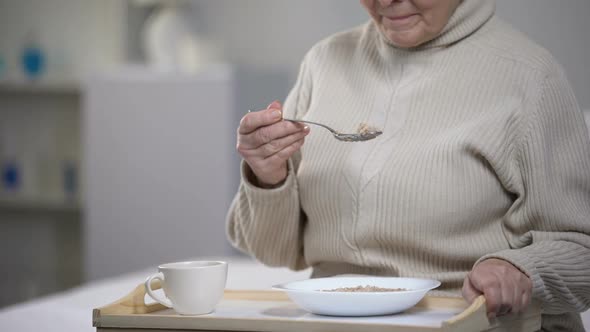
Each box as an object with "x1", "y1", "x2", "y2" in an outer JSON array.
[{"x1": 93, "y1": 281, "x2": 540, "y2": 332}]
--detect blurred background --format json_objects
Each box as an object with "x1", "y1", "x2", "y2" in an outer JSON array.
[{"x1": 0, "y1": 0, "x2": 589, "y2": 308}]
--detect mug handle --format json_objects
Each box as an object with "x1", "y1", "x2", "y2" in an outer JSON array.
[{"x1": 144, "y1": 272, "x2": 173, "y2": 308}]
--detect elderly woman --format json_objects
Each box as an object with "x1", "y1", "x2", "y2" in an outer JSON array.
[{"x1": 226, "y1": 0, "x2": 590, "y2": 330}]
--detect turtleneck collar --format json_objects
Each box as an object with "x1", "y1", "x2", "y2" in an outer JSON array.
[{"x1": 375, "y1": 0, "x2": 496, "y2": 51}]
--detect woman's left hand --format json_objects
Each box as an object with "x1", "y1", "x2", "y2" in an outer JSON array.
[{"x1": 462, "y1": 258, "x2": 533, "y2": 319}]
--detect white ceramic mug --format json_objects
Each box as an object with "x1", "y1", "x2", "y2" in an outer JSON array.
[{"x1": 144, "y1": 260, "x2": 228, "y2": 315}]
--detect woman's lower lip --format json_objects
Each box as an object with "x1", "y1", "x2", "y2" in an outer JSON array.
[
  {"x1": 383, "y1": 14, "x2": 419, "y2": 29},
  {"x1": 388, "y1": 14, "x2": 416, "y2": 21}
]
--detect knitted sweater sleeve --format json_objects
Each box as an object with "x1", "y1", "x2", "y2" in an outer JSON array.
[
  {"x1": 477, "y1": 66, "x2": 590, "y2": 314},
  {"x1": 225, "y1": 52, "x2": 313, "y2": 271}
]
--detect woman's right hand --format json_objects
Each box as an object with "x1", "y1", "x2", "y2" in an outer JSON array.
[{"x1": 237, "y1": 101, "x2": 310, "y2": 188}]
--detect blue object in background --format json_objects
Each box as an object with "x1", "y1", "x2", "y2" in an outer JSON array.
[
  {"x1": 0, "y1": 53, "x2": 5, "y2": 78},
  {"x1": 2, "y1": 161, "x2": 20, "y2": 191},
  {"x1": 21, "y1": 45, "x2": 45, "y2": 79},
  {"x1": 63, "y1": 161, "x2": 77, "y2": 198}
]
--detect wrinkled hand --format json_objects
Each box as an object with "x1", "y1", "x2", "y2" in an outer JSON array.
[
  {"x1": 236, "y1": 101, "x2": 310, "y2": 187},
  {"x1": 462, "y1": 258, "x2": 532, "y2": 319}
]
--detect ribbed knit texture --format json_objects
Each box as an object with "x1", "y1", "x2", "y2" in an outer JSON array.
[{"x1": 226, "y1": 1, "x2": 590, "y2": 330}]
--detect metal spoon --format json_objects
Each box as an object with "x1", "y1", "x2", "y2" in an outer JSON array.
[
  {"x1": 282, "y1": 118, "x2": 383, "y2": 142},
  {"x1": 247, "y1": 110, "x2": 382, "y2": 142}
]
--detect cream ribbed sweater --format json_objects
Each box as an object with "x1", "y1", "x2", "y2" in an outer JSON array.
[{"x1": 226, "y1": 1, "x2": 590, "y2": 330}]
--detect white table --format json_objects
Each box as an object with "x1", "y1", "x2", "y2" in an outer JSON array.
[{"x1": 0, "y1": 257, "x2": 588, "y2": 331}]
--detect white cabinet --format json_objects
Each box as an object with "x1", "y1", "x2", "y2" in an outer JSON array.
[
  {"x1": 83, "y1": 66, "x2": 238, "y2": 281},
  {"x1": 0, "y1": 83, "x2": 82, "y2": 308}
]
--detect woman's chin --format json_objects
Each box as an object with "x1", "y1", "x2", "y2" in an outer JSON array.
[{"x1": 382, "y1": 29, "x2": 428, "y2": 49}]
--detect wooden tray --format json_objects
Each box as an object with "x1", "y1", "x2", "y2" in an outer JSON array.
[{"x1": 93, "y1": 280, "x2": 541, "y2": 332}]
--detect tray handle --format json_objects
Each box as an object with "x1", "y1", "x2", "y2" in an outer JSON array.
[
  {"x1": 441, "y1": 295, "x2": 489, "y2": 331},
  {"x1": 94, "y1": 279, "x2": 167, "y2": 317}
]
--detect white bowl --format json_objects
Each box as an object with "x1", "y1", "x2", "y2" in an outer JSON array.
[{"x1": 272, "y1": 276, "x2": 440, "y2": 317}]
